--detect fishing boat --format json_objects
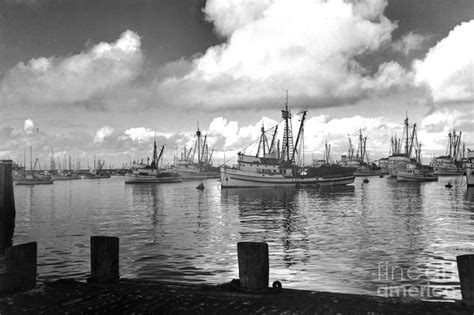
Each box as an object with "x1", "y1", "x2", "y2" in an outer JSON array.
[
  {"x1": 125, "y1": 141, "x2": 183, "y2": 184},
  {"x1": 14, "y1": 172, "x2": 53, "y2": 185},
  {"x1": 49, "y1": 151, "x2": 81, "y2": 180},
  {"x1": 466, "y1": 149, "x2": 474, "y2": 187},
  {"x1": 397, "y1": 165, "x2": 438, "y2": 182},
  {"x1": 81, "y1": 159, "x2": 111, "y2": 179},
  {"x1": 175, "y1": 127, "x2": 220, "y2": 180},
  {"x1": 387, "y1": 114, "x2": 421, "y2": 177},
  {"x1": 220, "y1": 95, "x2": 355, "y2": 188},
  {"x1": 338, "y1": 130, "x2": 381, "y2": 176},
  {"x1": 430, "y1": 129, "x2": 464, "y2": 176},
  {"x1": 13, "y1": 146, "x2": 53, "y2": 185}
]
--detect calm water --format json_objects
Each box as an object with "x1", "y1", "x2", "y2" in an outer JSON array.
[{"x1": 12, "y1": 176, "x2": 474, "y2": 300}]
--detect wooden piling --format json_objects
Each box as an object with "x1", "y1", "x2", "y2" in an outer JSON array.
[
  {"x1": 237, "y1": 241, "x2": 269, "y2": 292},
  {"x1": 0, "y1": 160, "x2": 15, "y2": 255},
  {"x1": 90, "y1": 236, "x2": 119, "y2": 283},
  {"x1": 457, "y1": 254, "x2": 474, "y2": 306},
  {"x1": 3, "y1": 242, "x2": 37, "y2": 292}
]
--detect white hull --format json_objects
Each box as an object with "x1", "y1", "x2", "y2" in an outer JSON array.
[
  {"x1": 220, "y1": 167, "x2": 354, "y2": 188},
  {"x1": 397, "y1": 171, "x2": 438, "y2": 182},
  {"x1": 433, "y1": 167, "x2": 463, "y2": 176},
  {"x1": 124, "y1": 173, "x2": 183, "y2": 184}
]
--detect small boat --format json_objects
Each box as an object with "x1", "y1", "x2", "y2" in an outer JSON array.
[
  {"x1": 396, "y1": 165, "x2": 438, "y2": 182},
  {"x1": 220, "y1": 95, "x2": 354, "y2": 188},
  {"x1": 14, "y1": 172, "x2": 53, "y2": 185},
  {"x1": 52, "y1": 172, "x2": 81, "y2": 180},
  {"x1": 125, "y1": 141, "x2": 183, "y2": 184},
  {"x1": 81, "y1": 159, "x2": 111, "y2": 179}
]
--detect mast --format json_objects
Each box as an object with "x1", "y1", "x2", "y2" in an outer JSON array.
[
  {"x1": 30, "y1": 146, "x2": 32, "y2": 171},
  {"x1": 269, "y1": 125, "x2": 278, "y2": 154},
  {"x1": 291, "y1": 111, "x2": 307, "y2": 164},
  {"x1": 404, "y1": 113, "x2": 409, "y2": 157},
  {"x1": 281, "y1": 90, "x2": 293, "y2": 162}
]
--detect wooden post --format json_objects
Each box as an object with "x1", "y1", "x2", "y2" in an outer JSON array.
[
  {"x1": 90, "y1": 236, "x2": 119, "y2": 283},
  {"x1": 0, "y1": 160, "x2": 15, "y2": 255},
  {"x1": 457, "y1": 254, "x2": 474, "y2": 306},
  {"x1": 237, "y1": 242, "x2": 269, "y2": 292},
  {"x1": 3, "y1": 242, "x2": 37, "y2": 291}
]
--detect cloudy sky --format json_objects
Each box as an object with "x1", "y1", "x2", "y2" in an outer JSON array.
[{"x1": 1, "y1": 0, "x2": 473, "y2": 169}]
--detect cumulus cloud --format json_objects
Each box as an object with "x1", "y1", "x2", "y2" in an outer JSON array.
[
  {"x1": 2, "y1": 30, "x2": 143, "y2": 107},
  {"x1": 23, "y1": 119, "x2": 36, "y2": 134},
  {"x1": 393, "y1": 32, "x2": 425, "y2": 55},
  {"x1": 94, "y1": 126, "x2": 114, "y2": 143},
  {"x1": 123, "y1": 127, "x2": 172, "y2": 142},
  {"x1": 159, "y1": 0, "x2": 398, "y2": 110},
  {"x1": 413, "y1": 20, "x2": 474, "y2": 103}
]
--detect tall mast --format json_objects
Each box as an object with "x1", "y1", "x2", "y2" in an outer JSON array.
[
  {"x1": 291, "y1": 111, "x2": 307, "y2": 163},
  {"x1": 404, "y1": 112, "x2": 409, "y2": 156},
  {"x1": 281, "y1": 90, "x2": 293, "y2": 162}
]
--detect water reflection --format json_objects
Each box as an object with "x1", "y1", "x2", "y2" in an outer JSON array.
[{"x1": 10, "y1": 176, "x2": 474, "y2": 300}]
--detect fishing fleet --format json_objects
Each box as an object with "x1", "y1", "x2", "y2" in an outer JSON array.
[{"x1": 10, "y1": 97, "x2": 472, "y2": 188}]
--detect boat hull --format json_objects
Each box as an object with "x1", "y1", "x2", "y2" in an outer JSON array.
[
  {"x1": 433, "y1": 168, "x2": 463, "y2": 176},
  {"x1": 52, "y1": 175, "x2": 81, "y2": 180},
  {"x1": 467, "y1": 170, "x2": 474, "y2": 187},
  {"x1": 124, "y1": 173, "x2": 183, "y2": 184},
  {"x1": 396, "y1": 171, "x2": 438, "y2": 182},
  {"x1": 220, "y1": 167, "x2": 354, "y2": 188},
  {"x1": 353, "y1": 169, "x2": 382, "y2": 177},
  {"x1": 81, "y1": 174, "x2": 111, "y2": 179},
  {"x1": 15, "y1": 178, "x2": 53, "y2": 185},
  {"x1": 176, "y1": 169, "x2": 220, "y2": 180}
]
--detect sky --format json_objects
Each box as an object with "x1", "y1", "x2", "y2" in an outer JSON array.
[{"x1": 0, "y1": 0, "x2": 473, "y2": 169}]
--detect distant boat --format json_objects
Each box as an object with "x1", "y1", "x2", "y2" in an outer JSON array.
[
  {"x1": 220, "y1": 94, "x2": 355, "y2": 188},
  {"x1": 14, "y1": 146, "x2": 53, "y2": 185},
  {"x1": 466, "y1": 149, "x2": 474, "y2": 187},
  {"x1": 52, "y1": 171, "x2": 81, "y2": 180},
  {"x1": 397, "y1": 165, "x2": 438, "y2": 182},
  {"x1": 430, "y1": 129, "x2": 464, "y2": 176},
  {"x1": 387, "y1": 114, "x2": 421, "y2": 177},
  {"x1": 81, "y1": 159, "x2": 111, "y2": 179},
  {"x1": 125, "y1": 141, "x2": 183, "y2": 184},
  {"x1": 175, "y1": 127, "x2": 220, "y2": 180},
  {"x1": 338, "y1": 130, "x2": 381, "y2": 177},
  {"x1": 14, "y1": 172, "x2": 53, "y2": 185}
]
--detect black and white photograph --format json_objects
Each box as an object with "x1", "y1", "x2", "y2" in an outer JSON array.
[{"x1": 0, "y1": 0, "x2": 473, "y2": 313}]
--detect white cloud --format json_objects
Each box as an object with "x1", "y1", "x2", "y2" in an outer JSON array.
[
  {"x1": 159, "y1": 0, "x2": 397, "y2": 109},
  {"x1": 23, "y1": 119, "x2": 36, "y2": 134},
  {"x1": 123, "y1": 127, "x2": 172, "y2": 142},
  {"x1": 413, "y1": 20, "x2": 474, "y2": 103},
  {"x1": 94, "y1": 126, "x2": 114, "y2": 143},
  {"x1": 2, "y1": 30, "x2": 143, "y2": 107},
  {"x1": 393, "y1": 32, "x2": 425, "y2": 55}
]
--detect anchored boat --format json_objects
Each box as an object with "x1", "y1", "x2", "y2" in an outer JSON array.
[
  {"x1": 466, "y1": 149, "x2": 474, "y2": 187},
  {"x1": 125, "y1": 141, "x2": 183, "y2": 184},
  {"x1": 220, "y1": 96, "x2": 355, "y2": 188},
  {"x1": 430, "y1": 129, "x2": 464, "y2": 176},
  {"x1": 397, "y1": 165, "x2": 438, "y2": 182}
]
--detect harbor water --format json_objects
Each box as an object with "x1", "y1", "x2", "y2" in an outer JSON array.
[{"x1": 12, "y1": 176, "x2": 474, "y2": 301}]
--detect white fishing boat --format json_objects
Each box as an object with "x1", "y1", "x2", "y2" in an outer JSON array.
[
  {"x1": 220, "y1": 95, "x2": 355, "y2": 188},
  {"x1": 125, "y1": 141, "x2": 183, "y2": 184},
  {"x1": 430, "y1": 129, "x2": 464, "y2": 176},
  {"x1": 175, "y1": 127, "x2": 219, "y2": 180},
  {"x1": 397, "y1": 165, "x2": 438, "y2": 182},
  {"x1": 387, "y1": 114, "x2": 421, "y2": 177},
  {"x1": 466, "y1": 149, "x2": 474, "y2": 187}
]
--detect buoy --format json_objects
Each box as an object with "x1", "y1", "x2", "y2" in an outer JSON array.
[
  {"x1": 445, "y1": 182, "x2": 453, "y2": 188},
  {"x1": 379, "y1": 174, "x2": 384, "y2": 178},
  {"x1": 363, "y1": 178, "x2": 369, "y2": 183},
  {"x1": 272, "y1": 280, "x2": 282, "y2": 290},
  {"x1": 196, "y1": 182, "x2": 205, "y2": 190}
]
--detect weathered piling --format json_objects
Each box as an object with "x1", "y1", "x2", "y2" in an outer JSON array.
[
  {"x1": 0, "y1": 242, "x2": 37, "y2": 292},
  {"x1": 457, "y1": 254, "x2": 474, "y2": 306},
  {"x1": 237, "y1": 241, "x2": 269, "y2": 292},
  {"x1": 0, "y1": 160, "x2": 15, "y2": 255},
  {"x1": 90, "y1": 236, "x2": 119, "y2": 284}
]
